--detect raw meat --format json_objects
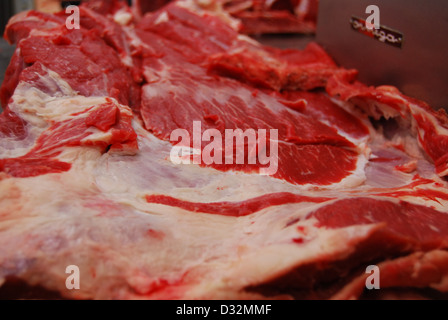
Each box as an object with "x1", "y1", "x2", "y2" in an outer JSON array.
[
  {"x1": 0, "y1": 1, "x2": 447, "y2": 300},
  {"x1": 134, "y1": 0, "x2": 173, "y2": 16},
  {"x1": 218, "y1": 0, "x2": 319, "y2": 34},
  {"x1": 134, "y1": 0, "x2": 318, "y2": 34}
]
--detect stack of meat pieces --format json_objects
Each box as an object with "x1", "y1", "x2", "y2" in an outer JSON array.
[
  {"x1": 0, "y1": 0, "x2": 448, "y2": 299},
  {"x1": 135, "y1": 0, "x2": 319, "y2": 34},
  {"x1": 215, "y1": 0, "x2": 318, "y2": 34}
]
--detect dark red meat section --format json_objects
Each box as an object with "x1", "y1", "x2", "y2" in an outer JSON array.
[
  {"x1": 134, "y1": 0, "x2": 319, "y2": 34},
  {"x1": 0, "y1": 107, "x2": 27, "y2": 140},
  {"x1": 310, "y1": 197, "x2": 448, "y2": 252},
  {"x1": 1, "y1": 10, "x2": 139, "y2": 110},
  {"x1": 146, "y1": 192, "x2": 333, "y2": 217},
  {"x1": 0, "y1": 101, "x2": 137, "y2": 178},
  {"x1": 247, "y1": 198, "x2": 448, "y2": 299},
  {"x1": 274, "y1": 90, "x2": 369, "y2": 138},
  {"x1": 137, "y1": 4, "x2": 361, "y2": 185}
]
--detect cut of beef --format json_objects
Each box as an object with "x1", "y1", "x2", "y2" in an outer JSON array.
[
  {"x1": 136, "y1": 5, "x2": 364, "y2": 186},
  {"x1": 134, "y1": 0, "x2": 173, "y2": 16},
  {"x1": 134, "y1": 0, "x2": 318, "y2": 34},
  {"x1": 0, "y1": 1, "x2": 447, "y2": 300},
  {"x1": 221, "y1": 0, "x2": 319, "y2": 34}
]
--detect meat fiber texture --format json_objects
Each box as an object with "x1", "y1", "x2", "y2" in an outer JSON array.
[
  {"x1": 0, "y1": 1, "x2": 448, "y2": 300},
  {"x1": 134, "y1": 0, "x2": 318, "y2": 34},
  {"x1": 217, "y1": 0, "x2": 319, "y2": 34}
]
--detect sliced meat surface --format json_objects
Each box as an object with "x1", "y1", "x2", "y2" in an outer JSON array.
[{"x1": 0, "y1": 0, "x2": 447, "y2": 300}]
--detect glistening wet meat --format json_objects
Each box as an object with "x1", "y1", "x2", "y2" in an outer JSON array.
[{"x1": 0, "y1": 1, "x2": 447, "y2": 300}]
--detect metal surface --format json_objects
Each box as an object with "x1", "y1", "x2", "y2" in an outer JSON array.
[
  {"x1": 14, "y1": 0, "x2": 34, "y2": 13},
  {"x1": 317, "y1": 0, "x2": 448, "y2": 109}
]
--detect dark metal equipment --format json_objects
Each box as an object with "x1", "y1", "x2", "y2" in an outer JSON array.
[{"x1": 317, "y1": 0, "x2": 448, "y2": 109}]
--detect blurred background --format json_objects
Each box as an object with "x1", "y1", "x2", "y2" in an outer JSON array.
[
  {"x1": 0, "y1": 0, "x2": 321, "y2": 113},
  {"x1": 0, "y1": 0, "x2": 316, "y2": 113},
  {"x1": 0, "y1": 0, "x2": 445, "y2": 111}
]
